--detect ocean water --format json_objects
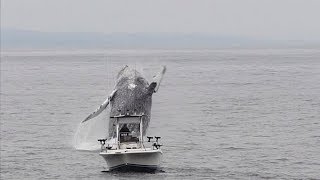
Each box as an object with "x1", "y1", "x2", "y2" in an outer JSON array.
[{"x1": 1, "y1": 49, "x2": 320, "y2": 179}]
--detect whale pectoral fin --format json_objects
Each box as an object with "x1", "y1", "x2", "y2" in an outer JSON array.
[
  {"x1": 151, "y1": 65, "x2": 166, "y2": 93},
  {"x1": 147, "y1": 82, "x2": 157, "y2": 94},
  {"x1": 81, "y1": 89, "x2": 117, "y2": 123}
]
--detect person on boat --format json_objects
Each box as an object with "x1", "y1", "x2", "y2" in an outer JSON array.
[
  {"x1": 120, "y1": 124, "x2": 130, "y2": 133},
  {"x1": 120, "y1": 124, "x2": 131, "y2": 142}
]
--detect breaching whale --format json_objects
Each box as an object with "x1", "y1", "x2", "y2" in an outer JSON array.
[{"x1": 82, "y1": 65, "x2": 166, "y2": 138}]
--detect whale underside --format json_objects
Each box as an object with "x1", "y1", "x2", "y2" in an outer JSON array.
[{"x1": 82, "y1": 65, "x2": 166, "y2": 137}]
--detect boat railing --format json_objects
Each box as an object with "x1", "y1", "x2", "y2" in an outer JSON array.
[{"x1": 98, "y1": 136, "x2": 163, "y2": 152}]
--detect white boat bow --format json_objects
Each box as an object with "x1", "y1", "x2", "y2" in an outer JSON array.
[{"x1": 98, "y1": 115, "x2": 163, "y2": 172}]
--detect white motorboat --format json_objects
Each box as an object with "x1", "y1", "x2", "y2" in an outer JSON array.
[{"x1": 98, "y1": 115, "x2": 163, "y2": 172}]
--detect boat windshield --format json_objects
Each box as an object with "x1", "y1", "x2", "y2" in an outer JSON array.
[{"x1": 119, "y1": 123, "x2": 140, "y2": 143}]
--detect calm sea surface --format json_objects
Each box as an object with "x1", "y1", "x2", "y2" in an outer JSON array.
[{"x1": 1, "y1": 49, "x2": 320, "y2": 179}]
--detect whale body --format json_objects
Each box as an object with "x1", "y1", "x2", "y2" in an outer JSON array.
[{"x1": 82, "y1": 65, "x2": 166, "y2": 138}]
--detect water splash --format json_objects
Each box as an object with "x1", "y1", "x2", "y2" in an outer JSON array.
[{"x1": 73, "y1": 108, "x2": 110, "y2": 151}]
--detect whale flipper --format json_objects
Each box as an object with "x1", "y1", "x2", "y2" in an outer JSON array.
[
  {"x1": 82, "y1": 89, "x2": 117, "y2": 123},
  {"x1": 151, "y1": 66, "x2": 166, "y2": 93}
]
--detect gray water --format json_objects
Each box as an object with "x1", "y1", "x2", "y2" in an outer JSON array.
[{"x1": 1, "y1": 49, "x2": 320, "y2": 179}]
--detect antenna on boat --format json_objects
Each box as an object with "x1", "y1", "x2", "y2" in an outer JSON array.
[
  {"x1": 134, "y1": 59, "x2": 137, "y2": 115},
  {"x1": 105, "y1": 57, "x2": 107, "y2": 90}
]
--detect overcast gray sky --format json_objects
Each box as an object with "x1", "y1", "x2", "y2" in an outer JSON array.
[{"x1": 2, "y1": 0, "x2": 320, "y2": 40}]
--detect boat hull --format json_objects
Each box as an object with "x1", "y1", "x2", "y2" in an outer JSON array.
[{"x1": 100, "y1": 149, "x2": 162, "y2": 172}]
